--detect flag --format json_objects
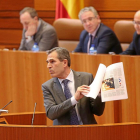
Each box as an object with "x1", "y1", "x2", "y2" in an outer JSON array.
[{"x1": 55, "y1": 0, "x2": 84, "y2": 19}]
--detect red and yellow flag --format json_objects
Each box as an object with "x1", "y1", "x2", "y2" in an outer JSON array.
[{"x1": 55, "y1": 0, "x2": 84, "y2": 19}]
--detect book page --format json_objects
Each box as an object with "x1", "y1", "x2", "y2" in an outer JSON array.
[
  {"x1": 84, "y1": 64, "x2": 106, "y2": 99},
  {"x1": 101, "y1": 62, "x2": 128, "y2": 102}
]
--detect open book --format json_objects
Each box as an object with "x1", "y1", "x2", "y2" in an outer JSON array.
[{"x1": 84, "y1": 62, "x2": 128, "y2": 102}]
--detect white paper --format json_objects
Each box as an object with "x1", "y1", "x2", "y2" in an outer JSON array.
[
  {"x1": 83, "y1": 62, "x2": 128, "y2": 102},
  {"x1": 101, "y1": 62, "x2": 128, "y2": 102},
  {"x1": 84, "y1": 64, "x2": 106, "y2": 99}
]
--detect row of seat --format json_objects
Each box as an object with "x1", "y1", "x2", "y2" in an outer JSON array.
[{"x1": 53, "y1": 18, "x2": 135, "y2": 52}]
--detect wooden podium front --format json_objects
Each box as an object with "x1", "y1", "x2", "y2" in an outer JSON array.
[
  {"x1": 0, "y1": 123, "x2": 139, "y2": 140},
  {"x1": 0, "y1": 112, "x2": 140, "y2": 140},
  {"x1": 0, "y1": 112, "x2": 46, "y2": 125}
]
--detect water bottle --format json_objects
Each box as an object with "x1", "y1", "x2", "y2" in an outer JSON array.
[
  {"x1": 89, "y1": 44, "x2": 97, "y2": 54},
  {"x1": 32, "y1": 42, "x2": 39, "y2": 52}
]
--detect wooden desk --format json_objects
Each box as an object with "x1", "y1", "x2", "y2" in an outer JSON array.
[
  {"x1": 0, "y1": 112, "x2": 46, "y2": 125},
  {"x1": 0, "y1": 50, "x2": 140, "y2": 124},
  {"x1": 0, "y1": 122, "x2": 139, "y2": 140}
]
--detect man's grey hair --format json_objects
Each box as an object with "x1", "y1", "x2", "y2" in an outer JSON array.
[
  {"x1": 47, "y1": 47, "x2": 71, "y2": 67},
  {"x1": 78, "y1": 6, "x2": 99, "y2": 20},
  {"x1": 20, "y1": 7, "x2": 38, "y2": 18}
]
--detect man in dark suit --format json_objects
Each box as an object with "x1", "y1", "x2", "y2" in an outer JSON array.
[
  {"x1": 42, "y1": 47, "x2": 105, "y2": 125},
  {"x1": 120, "y1": 10, "x2": 140, "y2": 55},
  {"x1": 74, "y1": 6, "x2": 122, "y2": 54},
  {"x1": 18, "y1": 7, "x2": 58, "y2": 51}
]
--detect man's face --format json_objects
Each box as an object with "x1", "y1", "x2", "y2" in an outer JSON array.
[
  {"x1": 46, "y1": 51, "x2": 66, "y2": 79},
  {"x1": 20, "y1": 12, "x2": 37, "y2": 31},
  {"x1": 134, "y1": 11, "x2": 140, "y2": 35},
  {"x1": 80, "y1": 11, "x2": 101, "y2": 34}
]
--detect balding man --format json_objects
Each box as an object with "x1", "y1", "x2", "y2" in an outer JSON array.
[
  {"x1": 19, "y1": 7, "x2": 58, "y2": 51},
  {"x1": 121, "y1": 10, "x2": 140, "y2": 55}
]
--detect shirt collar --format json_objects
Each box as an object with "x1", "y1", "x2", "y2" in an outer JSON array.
[{"x1": 58, "y1": 69, "x2": 74, "y2": 84}]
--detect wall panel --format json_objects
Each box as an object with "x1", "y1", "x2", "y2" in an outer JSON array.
[
  {"x1": 0, "y1": 0, "x2": 138, "y2": 48},
  {"x1": 0, "y1": 30, "x2": 22, "y2": 44},
  {"x1": 35, "y1": 0, "x2": 56, "y2": 10},
  {"x1": 0, "y1": 0, "x2": 33, "y2": 10},
  {"x1": 92, "y1": 0, "x2": 139, "y2": 11},
  {"x1": 0, "y1": 18, "x2": 21, "y2": 29}
]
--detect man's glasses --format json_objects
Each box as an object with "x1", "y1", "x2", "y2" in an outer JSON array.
[
  {"x1": 82, "y1": 17, "x2": 97, "y2": 24},
  {"x1": 133, "y1": 21, "x2": 140, "y2": 26}
]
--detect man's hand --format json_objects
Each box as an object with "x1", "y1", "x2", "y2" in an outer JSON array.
[
  {"x1": 25, "y1": 20, "x2": 38, "y2": 37},
  {"x1": 74, "y1": 85, "x2": 90, "y2": 101}
]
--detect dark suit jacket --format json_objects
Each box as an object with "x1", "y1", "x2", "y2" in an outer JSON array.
[
  {"x1": 42, "y1": 70, "x2": 105, "y2": 125},
  {"x1": 120, "y1": 32, "x2": 140, "y2": 55},
  {"x1": 19, "y1": 19, "x2": 58, "y2": 51},
  {"x1": 74, "y1": 23, "x2": 122, "y2": 54}
]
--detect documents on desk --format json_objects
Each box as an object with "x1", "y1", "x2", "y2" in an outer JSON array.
[{"x1": 83, "y1": 62, "x2": 128, "y2": 102}]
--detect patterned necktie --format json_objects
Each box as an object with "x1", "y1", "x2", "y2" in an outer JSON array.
[{"x1": 62, "y1": 79, "x2": 79, "y2": 125}]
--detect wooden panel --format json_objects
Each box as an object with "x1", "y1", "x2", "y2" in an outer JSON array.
[
  {"x1": 0, "y1": 18, "x2": 22, "y2": 29},
  {"x1": 0, "y1": 11, "x2": 19, "y2": 17},
  {"x1": 120, "y1": 56, "x2": 137, "y2": 122},
  {"x1": 99, "y1": 11, "x2": 135, "y2": 19},
  {"x1": 0, "y1": 123, "x2": 140, "y2": 140},
  {"x1": 0, "y1": 112, "x2": 46, "y2": 125},
  {"x1": 119, "y1": 56, "x2": 140, "y2": 123},
  {"x1": 35, "y1": 0, "x2": 56, "y2": 10},
  {"x1": 37, "y1": 11, "x2": 55, "y2": 18},
  {"x1": 0, "y1": 0, "x2": 33, "y2": 10},
  {"x1": 134, "y1": 57, "x2": 140, "y2": 122},
  {"x1": 0, "y1": 29, "x2": 22, "y2": 44},
  {"x1": 0, "y1": 18, "x2": 54, "y2": 29},
  {"x1": 0, "y1": 45, "x2": 19, "y2": 50},
  {"x1": 0, "y1": 51, "x2": 49, "y2": 113},
  {"x1": 43, "y1": 18, "x2": 55, "y2": 25},
  {"x1": 0, "y1": 11, "x2": 55, "y2": 18},
  {"x1": 91, "y1": 0, "x2": 140, "y2": 11}
]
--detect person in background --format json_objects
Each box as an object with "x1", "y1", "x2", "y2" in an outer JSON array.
[
  {"x1": 120, "y1": 10, "x2": 140, "y2": 55},
  {"x1": 42, "y1": 47, "x2": 105, "y2": 125},
  {"x1": 18, "y1": 7, "x2": 58, "y2": 51},
  {"x1": 74, "y1": 6, "x2": 122, "y2": 54}
]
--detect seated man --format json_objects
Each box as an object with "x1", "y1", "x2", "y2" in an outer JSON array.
[
  {"x1": 74, "y1": 6, "x2": 122, "y2": 54},
  {"x1": 42, "y1": 47, "x2": 105, "y2": 125},
  {"x1": 120, "y1": 10, "x2": 140, "y2": 55},
  {"x1": 18, "y1": 7, "x2": 58, "y2": 51}
]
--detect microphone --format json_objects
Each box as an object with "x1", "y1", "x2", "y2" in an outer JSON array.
[
  {"x1": 1, "y1": 100, "x2": 13, "y2": 110},
  {"x1": 0, "y1": 100, "x2": 13, "y2": 115},
  {"x1": 31, "y1": 102, "x2": 37, "y2": 125}
]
